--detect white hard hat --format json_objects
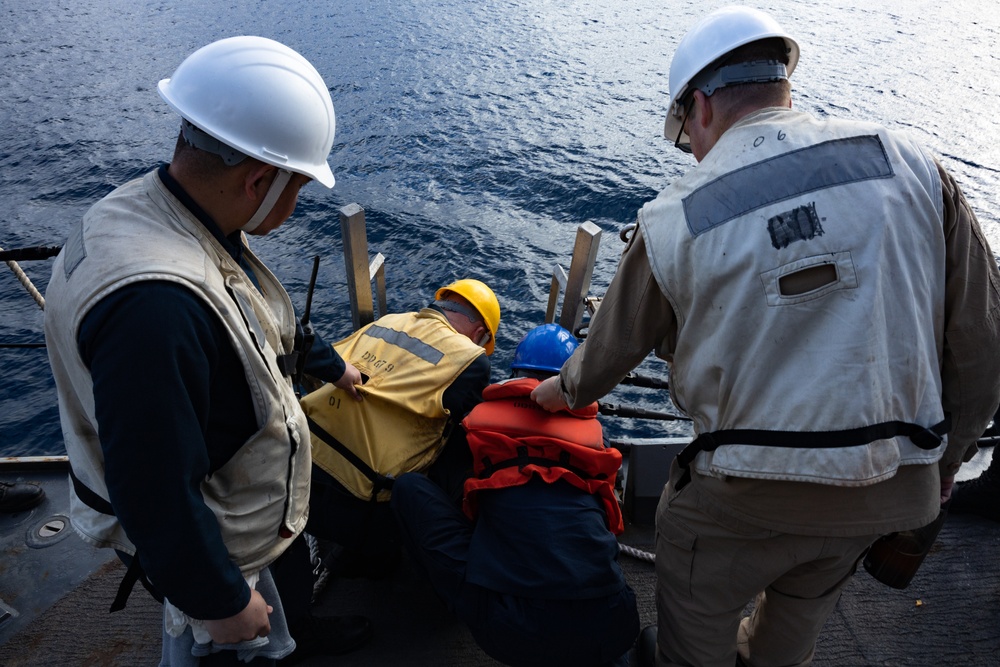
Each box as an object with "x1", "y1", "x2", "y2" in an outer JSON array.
[
  {"x1": 158, "y1": 36, "x2": 336, "y2": 188},
  {"x1": 665, "y1": 6, "x2": 799, "y2": 145}
]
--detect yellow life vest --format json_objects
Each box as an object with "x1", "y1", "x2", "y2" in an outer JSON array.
[{"x1": 302, "y1": 308, "x2": 485, "y2": 500}]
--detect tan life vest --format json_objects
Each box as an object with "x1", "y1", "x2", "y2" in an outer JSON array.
[
  {"x1": 640, "y1": 108, "x2": 947, "y2": 486},
  {"x1": 303, "y1": 308, "x2": 485, "y2": 501},
  {"x1": 43, "y1": 169, "x2": 311, "y2": 574}
]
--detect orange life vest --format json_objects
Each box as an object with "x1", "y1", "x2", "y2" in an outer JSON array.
[{"x1": 461, "y1": 377, "x2": 624, "y2": 534}]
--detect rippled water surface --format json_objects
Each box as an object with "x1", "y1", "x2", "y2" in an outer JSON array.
[{"x1": 2, "y1": 0, "x2": 998, "y2": 455}]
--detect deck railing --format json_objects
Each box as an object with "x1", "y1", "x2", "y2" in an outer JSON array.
[
  {"x1": 339, "y1": 203, "x2": 386, "y2": 331},
  {"x1": 545, "y1": 221, "x2": 602, "y2": 336}
]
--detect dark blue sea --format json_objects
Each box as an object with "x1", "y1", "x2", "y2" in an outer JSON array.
[{"x1": 2, "y1": 0, "x2": 999, "y2": 457}]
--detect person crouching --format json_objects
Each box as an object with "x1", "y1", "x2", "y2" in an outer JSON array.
[{"x1": 391, "y1": 324, "x2": 639, "y2": 667}]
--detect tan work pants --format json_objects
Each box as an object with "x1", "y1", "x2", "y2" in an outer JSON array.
[{"x1": 654, "y1": 464, "x2": 875, "y2": 667}]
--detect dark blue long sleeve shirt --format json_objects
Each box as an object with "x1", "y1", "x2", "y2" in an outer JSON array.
[{"x1": 466, "y1": 478, "x2": 627, "y2": 600}]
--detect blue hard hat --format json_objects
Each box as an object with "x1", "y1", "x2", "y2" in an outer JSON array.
[{"x1": 511, "y1": 324, "x2": 579, "y2": 374}]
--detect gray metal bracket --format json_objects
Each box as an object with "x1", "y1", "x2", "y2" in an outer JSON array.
[
  {"x1": 545, "y1": 221, "x2": 602, "y2": 335},
  {"x1": 339, "y1": 203, "x2": 387, "y2": 330}
]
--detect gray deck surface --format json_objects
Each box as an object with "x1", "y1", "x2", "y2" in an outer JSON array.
[{"x1": 1, "y1": 452, "x2": 999, "y2": 666}]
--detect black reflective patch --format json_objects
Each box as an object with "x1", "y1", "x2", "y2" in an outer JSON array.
[
  {"x1": 683, "y1": 134, "x2": 893, "y2": 237},
  {"x1": 365, "y1": 325, "x2": 444, "y2": 365},
  {"x1": 768, "y1": 203, "x2": 823, "y2": 249}
]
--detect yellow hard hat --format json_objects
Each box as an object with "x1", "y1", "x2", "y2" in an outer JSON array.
[{"x1": 435, "y1": 279, "x2": 501, "y2": 355}]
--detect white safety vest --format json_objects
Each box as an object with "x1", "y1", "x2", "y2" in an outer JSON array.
[
  {"x1": 641, "y1": 108, "x2": 947, "y2": 486},
  {"x1": 44, "y1": 169, "x2": 310, "y2": 574}
]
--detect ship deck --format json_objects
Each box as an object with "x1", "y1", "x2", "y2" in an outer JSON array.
[{"x1": 2, "y1": 450, "x2": 999, "y2": 666}]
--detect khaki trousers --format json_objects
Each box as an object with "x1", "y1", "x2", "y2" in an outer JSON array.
[{"x1": 654, "y1": 464, "x2": 875, "y2": 667}]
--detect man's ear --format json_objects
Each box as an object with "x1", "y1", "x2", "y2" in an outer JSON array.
[
  {"x1": 694, "y1": 89, "x2": 713, "y2": 131},
  {"x1": 244, "y1": 163, "x2": 277, "y2": 202},
  {"x1": 474, "y1": 323, "x2": 490, "y2": 348}
]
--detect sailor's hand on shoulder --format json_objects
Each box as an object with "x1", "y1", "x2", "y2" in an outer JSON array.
[
  {"x1": 203, "y1": 588, "x2": 272, "y2": 644},
  {"x1": 531, "y1": 376, "x2": 569, "y2": 412}
]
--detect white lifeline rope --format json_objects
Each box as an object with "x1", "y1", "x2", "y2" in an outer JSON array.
[
  {"x1": 2, "y1": 246, "x2": 46, "y2": 310},
  {"x1": 620, "y1": 542, "x2": 656, "y2": 564}
]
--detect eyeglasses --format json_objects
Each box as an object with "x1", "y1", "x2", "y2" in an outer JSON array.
[
  {"x1": 435, "y1": 299, "x2": 480, "y2": 323},
  {"x1": 435, "y1": 298, "x2": 491, "y2": 347},
  {"x1": 674, "y1": 97, "x2": 693, "y2": 154}
]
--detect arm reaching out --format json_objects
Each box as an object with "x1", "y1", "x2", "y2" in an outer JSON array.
[{"x1": 531, "y1": 376, "x2": 569, "y2": 412}]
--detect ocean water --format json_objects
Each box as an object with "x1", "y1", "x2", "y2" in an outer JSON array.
[{"x1": 2, "y1": 0, "x2": 998, "y2": 456}]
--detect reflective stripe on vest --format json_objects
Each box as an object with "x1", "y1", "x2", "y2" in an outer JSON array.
[{"x1": 303, "y1": 309, "x2": 484, "y2": 501}]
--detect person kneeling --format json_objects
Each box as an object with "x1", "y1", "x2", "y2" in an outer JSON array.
[{"x1": 391, "y1": 324, "x2": 639, "y2": 667}]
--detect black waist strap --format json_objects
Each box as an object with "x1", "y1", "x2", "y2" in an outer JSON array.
[
  {"x1": 676, "y1": 416, "x2": 951, "y2": 487},
  {"x1": 478, "y1": 445, "x2": 608, "y2": 481},
  {"x1": 110, "y1": 552, "x2": 164, "y2": 612},
  {"x1": 68, "y1": 466, "x2": 162, "y2": 611},
  {"x1": 69, "y1": 466, "x2": 115, "y2": 516},
  {"x1": 306, "y1": 415, "x2": 395, "y2": 498}
]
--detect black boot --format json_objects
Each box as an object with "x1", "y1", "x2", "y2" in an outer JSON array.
[
  {"x1": 951, "y1": 448, "x2": 1000, "y2": 521},
  {"x1": 635, "y1": 625, "x2": 657, "y2": 667},
  {"x1": 282, "y1": 613, "x2": 373, "y2": 664},
  {"x1": 0, "y1": 481, "x2": 45, "y2": 513}
]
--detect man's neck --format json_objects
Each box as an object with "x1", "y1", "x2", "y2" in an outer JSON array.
[
  {"x1": 158, "y1": 164, "x2": 245, "y2": 262},
  {"x1": 167, "y1": 161, "x2": 252, "y2": 236}
]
